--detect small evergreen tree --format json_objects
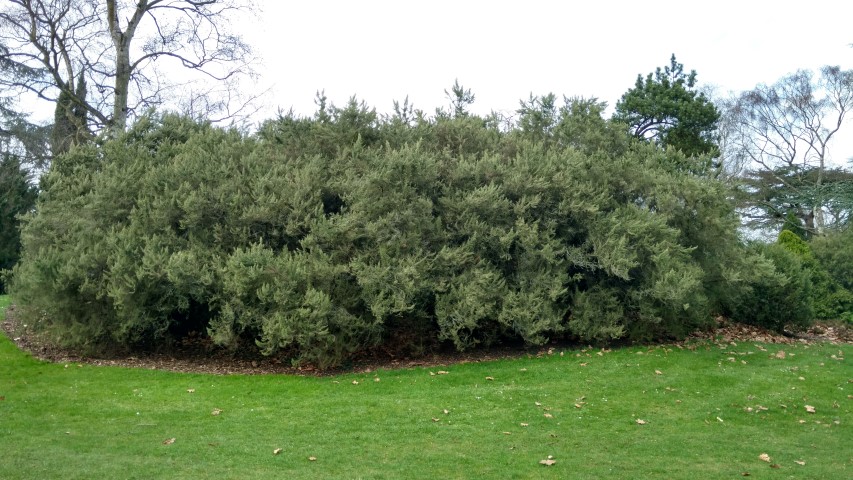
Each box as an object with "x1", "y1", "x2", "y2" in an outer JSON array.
[
  {"x1": 614, "y1": 54, "x2": 720, "y2": 159},
  {"x1": 0, "y1": 154, "x2": 37, "y2": 293}
]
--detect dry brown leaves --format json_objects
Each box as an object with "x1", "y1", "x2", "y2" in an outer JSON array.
[
  {"x1": 688, "y1": 318, "x2": 853, "y2": 345},
  {"x1": 2, "y1": 301, "x2": 849, "y2": 377}
]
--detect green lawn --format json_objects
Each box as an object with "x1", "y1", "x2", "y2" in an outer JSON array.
[{"x1": 0, "y1": 295, "x2": 850, "y2": 479}]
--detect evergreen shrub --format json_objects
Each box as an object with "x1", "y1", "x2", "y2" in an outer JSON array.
[
  {"x1": 809, "y1": 229, "x2": 853, "y2": 322},
  {"x1": 728, "y1": 241, "x2": 814, "y2": 332},
  {"x1": 8, "y1": 110, "x2": 783, "y2": 365}
]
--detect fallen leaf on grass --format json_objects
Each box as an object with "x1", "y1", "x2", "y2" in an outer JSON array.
[
  {"x1": 374, "y1": 377, "x2": 380, "y2": 382},
  {"x1": 543, "y1": 413, "x2": 553, "y2": 419},
  {"x1": 436, "y1": 370, "x2": 449, "y2": 375},
  {"x1": 539, "y1": 459, "x2": 556, "y2": 466},
  {"x1": 804, "y1": 405, "x2": 816, "y2": 414},
  {"x1": 635, "y1": 419, "x2": 647, "y2": 425},
  {"x1": 579, "y1": 362, "x2": 588, "y2": 367},
  {"x1": 717, "y1": 417, "x2": 724, "y2": 422},
  {"x1": 520, "y1": 423, "x2": 529, "y2": 427},
  {"x1": 163, "y1": 438, "x2": 176, "y2": 445},
  {"x1": 443, "y1": 409, "x2": 450, "y2": 415},
  {"x1": 502, "y1": 432, "x2": 511, "y2": 435},
  {"x1": 187, "y1": 389, "x2": 195, "y2": 394},
  {"x1": 485, "y1": 376, "x2": 494, "y2": 381},
  {"x1": 655, "y1": 370, "x2": 663, "y2": 375},
  {"x1": 758, "y1": 453, "x2": 771, "y2": 462},
  {"x1": 775, "y1": 351, "x2": 786, "y2": 359},
  {"x1": 574, "y1": 403, "x2": 585, "y2": 409},
  {"x1": 211, "y1": 408, "x2": 222, "y2": 416},
  {"x1": 352, "y1": 380, "x2": 359, "y2": 385},
  {"x1": 273, "y1": 448, "x2": 282, "y2": 455},
  {"x1": 308, "y1": 456, "x2": 317, "y2": 461},
  {"x1": 794, "y1": 460, "x2": 805, "y2": 466},
  {"x1": 431, "y1": 418, "x2": 440, "y2": 422}
]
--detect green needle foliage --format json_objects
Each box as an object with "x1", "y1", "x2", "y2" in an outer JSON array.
[
  {"x1": 0, "y1": 154, "x2": 37, "y2": 293},
  {"x1": 615, "y1": 54, "x2": 720, "y2": 160},
  {"x1": 6, "y1": 100, "x2": 805, "y2": 366}
]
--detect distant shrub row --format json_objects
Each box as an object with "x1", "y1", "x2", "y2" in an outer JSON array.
[{"x1": 7, "y1": 106, "x2": 828, "y2": 366}]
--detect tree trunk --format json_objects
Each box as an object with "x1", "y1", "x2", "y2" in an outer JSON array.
[
  {"x1": 51, "y1": 74, "x2": 89, "y2": 155},
  {"x1": 112, "y1": 39, "x2": 131, "y2": 133},
  {"x1": 106, "y1": 0, "x2": 144, "y2": 134},
  {"x1": 814, "y1": 148, "x2": 826, "y2": 234}
]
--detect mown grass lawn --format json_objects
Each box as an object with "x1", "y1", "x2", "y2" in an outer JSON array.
[{"x1": 0, "y1": 295, "x2": 850, "y2": 479}]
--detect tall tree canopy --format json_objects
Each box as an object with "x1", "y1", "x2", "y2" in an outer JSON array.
[
  {"x1": 0, "y1": 0, "x2": 258, "y2": 140},
  {"x1": 0, "y1": 41, "x2": 50, "y2": 167},
  {"x1": 614, "y1": 54, "x2": 720, "y2": 158},
  {"x1": 723, "y1": 66, "x2": 853, "y2": 234}
]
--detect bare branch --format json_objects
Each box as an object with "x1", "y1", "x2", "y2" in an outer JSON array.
[
  {"x1": 1, "y1": 0, "x2": 260, "y2": 138},
  {"x1": 721, "y1": 66, "x2": 853, "y2": 232}
]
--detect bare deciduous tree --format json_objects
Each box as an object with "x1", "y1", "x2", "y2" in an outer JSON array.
[
  {"x1": 0, "y1": 0, "x2": 259, "y2": 140},
  {"x1": 722, "y1": 66, "x2": 853, "y2": 233}
]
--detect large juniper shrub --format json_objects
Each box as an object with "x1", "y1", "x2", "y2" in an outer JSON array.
[{"x1": 9, "y1": 109, "x2": 780, "y2": 365}]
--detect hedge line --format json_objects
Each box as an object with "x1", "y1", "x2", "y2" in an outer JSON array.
[{"x1": 7, "y1": 111, "x2": 810, "y2": 366}]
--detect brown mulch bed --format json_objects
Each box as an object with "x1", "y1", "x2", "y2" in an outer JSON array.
[{"x1": 2, "y1": 304, "x2": 850, "y2": 376}]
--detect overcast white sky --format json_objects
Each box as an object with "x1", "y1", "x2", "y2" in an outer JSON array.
[{"x1": 243, "y1": 0, "x2": 853, "y2": 162}]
